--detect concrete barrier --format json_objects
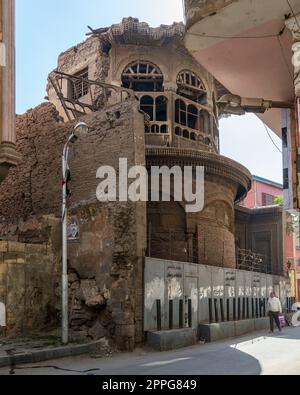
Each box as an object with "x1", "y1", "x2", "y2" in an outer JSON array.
[
  {"x1": 198, "y1": 322, "x2": 235, "y2": 342},
  {"x1": 199, "y1": 318, "x2": 270, "y2": 343},
  {"x1": 147, "y1": 328, "x2": 197, "y2": 351}
]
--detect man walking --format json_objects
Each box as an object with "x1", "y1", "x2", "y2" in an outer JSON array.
[{"x1": 267, "y1": 292, "x2": 283, "y2": 333}]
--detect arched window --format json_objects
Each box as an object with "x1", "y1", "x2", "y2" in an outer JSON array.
[
  {"x1": 199, "y1": 110, "x2": 211, "y2": 134},
  {"x1": 122, "y1": 61, "x2": 164, "y2": 92},
  {"x1": 151, "y1": 124, "x2": 160, "y2": 134},
  {"x1": 187, "y1": 104, "x2": 198, "y2": 130},
  {"x1": 140, "y1": 95, "x2": 168, "y2": 123},
  {"x1": 183, "y1": 130, "x2": 190, "y2": 139},
  {"x1": 190, "y1": 132, "x2": 196, "y2": 141},
  {"x1": 160, "y1": 125, "x2": 168, "y2": 134},
  {"x1": 140, "y1": 96, "x2": 154, "y2": 120},
  {"x1": 205, "y1": 137, "x2": 211, "y2": 146},
  {"x1": 175, "y1": 99, "x2": 187, "y2": 126},
  {"x1": 156, "y1": 96, "x2": 168, "y2": 121},
  {"x1": 175, "y1": 126, "x2": 182, "y2": 136},
  {"x1": 177, "y1": 70, "x2": 207, "y2": 104}
]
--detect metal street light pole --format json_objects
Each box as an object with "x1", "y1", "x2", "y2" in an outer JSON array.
[{"x1": 61, "y1": 122, "x2": 89, "y2": 345}]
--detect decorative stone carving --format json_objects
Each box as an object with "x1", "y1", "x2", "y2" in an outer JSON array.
[{"x1": 93, "y1": 17, "x2": 185, "y2": 45}]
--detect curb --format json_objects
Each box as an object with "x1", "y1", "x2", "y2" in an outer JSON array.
[{"x1": 0, "y1": 340, "x2": 103, "y2": 368}]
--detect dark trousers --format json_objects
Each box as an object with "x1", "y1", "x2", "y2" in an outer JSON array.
[{"x1": 269, "y1": 311, "x2": 281, "y2": 332}]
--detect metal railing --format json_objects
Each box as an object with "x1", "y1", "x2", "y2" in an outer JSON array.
[
  {"x1": 49, "y1": 71, "x2": 134, "y2": 121},
  {"x1": 236, "y1": 248, "x2": 270, "y2": 274}
]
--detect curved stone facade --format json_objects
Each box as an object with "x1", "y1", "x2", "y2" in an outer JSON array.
[
  {"x1": 146, "y1": 147, "x2": 251, "y2": 268},
  {"x1": 184, "y1": 0, "x2": 238, "y2": 29},
  {"x1": 47, "y1": 18, "x2": 252, "y2": 269}
]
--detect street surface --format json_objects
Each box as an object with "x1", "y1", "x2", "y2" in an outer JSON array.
[{"x1": 1, "y1": 327, "x2": 300, "y2": 375}]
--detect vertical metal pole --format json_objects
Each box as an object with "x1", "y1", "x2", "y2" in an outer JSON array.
[
  {"x1": 226, "y1": 299, "x2": 230, "y2": 322},
  {"x1": 188, "y1": 299, "x2": 192, "y2": 328},
  {"x1": 208, "y1": 298, "x2": 213, "y2": 324},
  {"x1": 246, "y1": 298, "x2": 250, "y2": 319},
  {"x1": 62, "y1": 147, "x2": 68, "y2": 345},
  {"x1": 233, "y1": 298, "x2": 236, "y2": 321},
  {"x1": 220, "y1": 299, "x2": 225, "y2": 322},
  {"x1": 156, "y1": 300, "x2": 162, "y2": 331},
  {"x1": 169, "y1": 300, "x2": 173, "y2": 330},
  {"x1": 214, "y1": 299, "x2": 219, "y2": 323},
  {"x1": 179, "y1": 300, "x2": 183, "y2": 328}
]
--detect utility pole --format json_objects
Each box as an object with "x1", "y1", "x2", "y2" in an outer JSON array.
[{"x1": 61, "y1": 122, "x2": 89, "y2": 345}]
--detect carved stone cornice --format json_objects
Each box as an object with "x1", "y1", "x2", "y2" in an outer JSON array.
[
  {"x1": 92, "y1": 17, "x2": 185, "y2": 46},
  {"x1": 146, "y1": 147, "x2": 252, "y2": 201}
]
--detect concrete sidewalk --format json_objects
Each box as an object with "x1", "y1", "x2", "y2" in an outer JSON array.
[
  {"x1": 0, "y1": 336, "x2": 111, "y2": 368},
  {"x1": 1, "y1": 327, "x2": 300, "y2": 375}
]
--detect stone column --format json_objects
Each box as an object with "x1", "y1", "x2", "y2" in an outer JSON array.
[
  {"x1": 286, "y1": 14, "x2": 300, "y2": 97},
  {"x1": 2, "y1": 0, "x2": 15, "y2": 143},
  {"x1": 0, "y1": 0, "x2": 20, "y2": 182}
]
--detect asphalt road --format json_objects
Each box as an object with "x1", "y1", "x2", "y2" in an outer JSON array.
[{"x1": 1, "y1": 327, "x2": 300, "y2": 375}]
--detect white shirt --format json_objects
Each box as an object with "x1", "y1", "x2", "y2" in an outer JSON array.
[{"x1": 268, "y1": 297, "x2": 282, "y2": 313}]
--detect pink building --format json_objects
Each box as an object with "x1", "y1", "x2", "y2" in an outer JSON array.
[
  {"x1": 241, "y1": 176, "x2": 283, "y2": 209},
  {"x1": 241, "y1": 175, "x2": 300, "y2": 302}
]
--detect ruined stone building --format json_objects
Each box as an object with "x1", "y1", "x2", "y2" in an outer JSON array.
[{"x1": 0, "y1": 18, "x2": 290, "y2": 349}]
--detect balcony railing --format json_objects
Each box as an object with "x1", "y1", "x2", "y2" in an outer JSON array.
[
  {"x1": 49, "y1": 71, "x2": 134, "y2": 121},
  {"x1": 236, "y1": 248, "x2": 271, "y2": 274}
]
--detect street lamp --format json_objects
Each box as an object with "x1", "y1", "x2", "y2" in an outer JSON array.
[
  {"x1": 61, "y1": 121, "x2": 89, "y2": 345},
  {"x1": 217, "y1": 94, "x2": 293, "y2": 116}
]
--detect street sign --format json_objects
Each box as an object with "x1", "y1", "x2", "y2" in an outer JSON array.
[{"x1": 67, "y1": 216, "x2": 80, "y2": 241}]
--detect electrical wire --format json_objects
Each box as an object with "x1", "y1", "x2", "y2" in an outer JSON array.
[
  {"x1": 189, "y1": 23, "x2": 294, "y2": 86},
  {"x1": 277, "y1": 35, "x2": 294, "y2": 82},
  {"x1": 261, "y1": 120, "x2": 282, "y2": 155},
  {"x1": 9, "y1": 365, "x2": 101, "y2": 375},
  {"x1": 187, "y1": 31, "x2": 281, "y2": 40}
]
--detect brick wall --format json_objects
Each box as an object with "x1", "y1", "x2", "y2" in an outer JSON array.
[{"x1": 0, "y1": 98, "x2": 147, "y2": 349}]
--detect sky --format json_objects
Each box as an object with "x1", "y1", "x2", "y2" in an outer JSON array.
[{"x1": 16, "y1": 0, "x2": 283, "y2": 184}]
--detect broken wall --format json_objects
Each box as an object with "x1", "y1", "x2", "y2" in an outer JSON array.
[
  {"x1": 0, "y1": 239, "x2": 59, "y2": 337},
  {"x1": 0, "y1": 98, "x2": 147, "y2": 349}
]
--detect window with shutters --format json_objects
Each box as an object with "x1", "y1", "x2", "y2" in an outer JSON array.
[
  {"x1": 262, "y1": 193, "x2": 275, "y2": 207},
  {"x1": 70, "y1": 68, "x2": 89, "y2": 100}
]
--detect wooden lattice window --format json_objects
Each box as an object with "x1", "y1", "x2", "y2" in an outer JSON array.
[
  {"x1": 70, "y1": 68, "x2": 89, "y2": 100},
  {"x1": 122, "y1": 61, "x2": 164, "y2": 92},
  {"x1": 177, "y1": 70, "x2": 207, "y2": 104},
  {"x1": 262, "y1": 193, "x2": 275, "y2": 207}
]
